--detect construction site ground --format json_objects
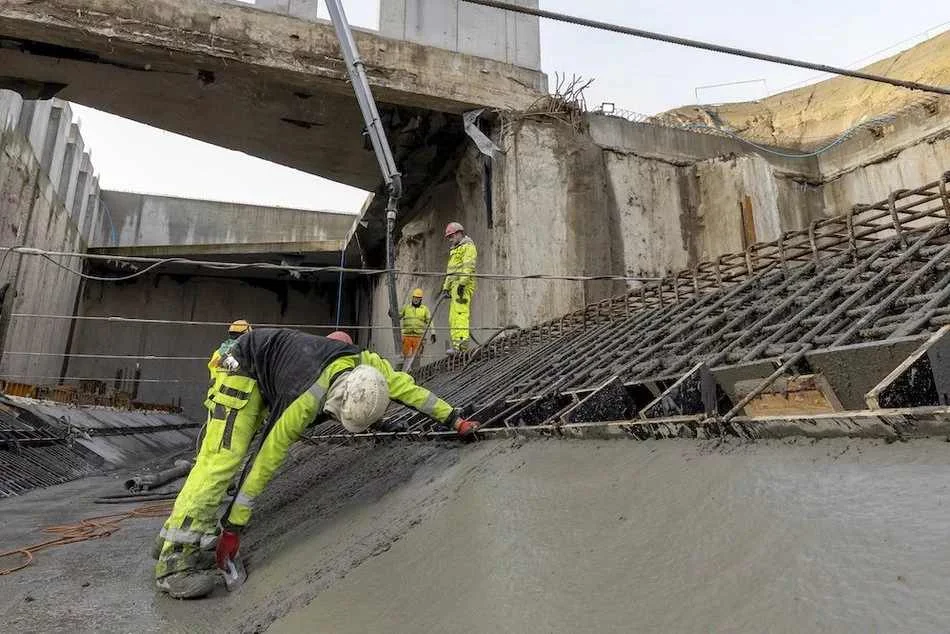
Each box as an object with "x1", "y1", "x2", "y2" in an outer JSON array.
[{"x1": 3, "y1": 436, "x2": 950, "y2": 633}]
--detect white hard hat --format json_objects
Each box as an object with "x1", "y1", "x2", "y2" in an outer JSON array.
[
  {"x1": 444, "y1": 221, "x2": 464, "y2": 238},
  {"x1": 324, "y1": 365, "x2": 389, "y2": 433}
]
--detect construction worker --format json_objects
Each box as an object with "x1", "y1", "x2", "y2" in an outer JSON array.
[
  {"x1": 441, "y1": 222, "x2": 477, "y2": 352},
  {"x1": 154, "y1": 327, "x2": 479, "y2": 599},
  {"x1": 197, "y1": 320, "x2": 252, "y2": 450},
  {"x1": 208, "y1": 320, "x2": 252, "y2": 376},
  {"x1": 399, "y1": 288, "x2": 431, "y2": 362},
  {"x1": 326, "y1": 330, "x2": 353, "y2": 344}
]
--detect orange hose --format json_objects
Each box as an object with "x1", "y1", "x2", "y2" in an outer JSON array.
[{"x1": 0, "y1": 501, "x2": 172, "y2": 575}]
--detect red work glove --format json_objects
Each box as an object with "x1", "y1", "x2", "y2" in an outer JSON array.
[
  {"x1": 215, "y1": 529, "x2": 241, "y2": 570},
  {"x1": 454, "y1": 418, "x2": 480, "y2": 438}
]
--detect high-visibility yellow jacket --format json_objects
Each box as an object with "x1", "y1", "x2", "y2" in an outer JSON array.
[
  {"x1": 207, "y1": 339, "x2": 238, "y2": 377},
  {"x1": 442, "y1": 236, "x2": 477, "y2": 294},
  {"x1": 400, "y1": 303, "x2": 431, "y2": 336},
  {"x1": 222, "y1": 330, "x2": 456, "y2": 526}
]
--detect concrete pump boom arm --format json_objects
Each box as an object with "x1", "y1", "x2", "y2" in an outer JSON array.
[{"x1": 323, "y1": 0, "x2": 403, "y2": 351}]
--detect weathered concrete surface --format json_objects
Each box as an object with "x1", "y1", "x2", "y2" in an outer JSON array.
[
  {"x1": 0, "y1": 0, "x2": 545, "y2": 192},
  {"x1": 380, "y1": 0, "x2": 541, "y2": 70},
  {"x1": 658, "y1": 30, "x2": 950, "y2": 148},
  {"x1": 64, "y1": 272, "x2": 363, "y2": 419},
  {"x1": 819, "y1": 100, "x2": 950, "y2": 212},
  {"x1": 368, "y1": 120, "x2": 625, "y2": 359},
  {"x1": 0, "y1": 126, "x2": 85, "y2": 382},
  {"x1": 10, "y1": 396, "x2": 199, "y2": 463},
  {"x1": 367, "y1": 114, "x2": 824, "y2": 359},
  {"x1": 4, "y1": 437, "x2": 950, "y2": 633}
]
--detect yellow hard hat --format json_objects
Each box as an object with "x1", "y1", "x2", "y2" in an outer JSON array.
[
  {"x1": 228, "y1": 319, "x2": 251, "y2": 334},
  {"x1": 411, "y1": 288, "x2": 424, "y2": 299}
]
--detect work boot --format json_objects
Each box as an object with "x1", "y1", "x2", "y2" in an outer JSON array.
[{"x1": 156, "y1": 571, "x2": 217, "y2": 599}]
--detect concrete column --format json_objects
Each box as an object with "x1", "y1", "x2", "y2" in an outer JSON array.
[
  {"x1": 379, "y1": 0, "x2": 540, "y2": 69},
  {"x1": 79, "y1": 176, "x2": 100, "y2": 243},
  {"x1": 43, "y1": 100, "x2": 72, "y2": 194},
  {"x1": 71, "y1": 152, "x2": 93, "y2": 226},
  {"x1": 59, "y1": 123, "x2": 85, "y2": 209},
  {"x1": 23, "y1": 100, "x2": 55, "y2": 164},
  {"x1": 255, "y1": 0, "x2": 318, "y2": 21},
  {"x1": 0, "y1": 90, "x2": 23, "y2": 132}
]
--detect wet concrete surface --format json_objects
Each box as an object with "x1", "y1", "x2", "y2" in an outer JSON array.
[{"x1": 3, "y1": 437, "x2": 950, "y2": 633}]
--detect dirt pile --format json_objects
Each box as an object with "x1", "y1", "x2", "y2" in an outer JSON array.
[{"x1": 656, "y1": 29, "x2": 950, "y2": 148}]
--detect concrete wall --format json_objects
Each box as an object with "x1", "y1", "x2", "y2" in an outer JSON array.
[
  {"x1": 98, "y1": 191, "x2": 356, "y2": 248},
  {"x1": 819, "y1": 100, "x2": 950, "y2": 212},
  {"x1": 0, "y1": 107, "x2": 86, "y2": 383},
  {"x1": 0, "y1": 91, "x2": 111, "y2": 388},
  {"x1": 368, "y1": 114, "x2": 832, "y2": 360},
  {"x1": 66, "y1": 273, "x2": 362, "y2": 419},
  {"x1": 380, "y1": 0, "x2": 541, "y2": 70}
]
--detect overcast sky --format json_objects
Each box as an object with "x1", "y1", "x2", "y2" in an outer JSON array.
[{"x1": 71, "y1": 1, "x2": 949, "y2": 212}]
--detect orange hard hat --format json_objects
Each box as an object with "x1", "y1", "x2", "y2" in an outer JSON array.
[{"x1": 327, "y1": 330, "x2": 353, "y2": 345}]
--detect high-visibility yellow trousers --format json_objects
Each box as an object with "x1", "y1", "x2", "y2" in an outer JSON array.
[
  {"x1": 154, "y1": 374, "x2": 265, "y2": 579},
  {"x1": 448, "y1": 285, "x2": 474, "y2": 350}
]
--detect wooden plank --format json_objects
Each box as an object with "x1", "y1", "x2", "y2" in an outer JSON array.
[{"x1": 736, "y1": 374, "x2": 843, "y2": 416}]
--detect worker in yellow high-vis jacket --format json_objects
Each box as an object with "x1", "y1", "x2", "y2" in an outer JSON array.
[
  {"x1": 208, "y1": 320, "x2": 251, "y2": 377},
  {"x1": 198, "y1": 320, "x2": 252, "y2": 450},
  {"x1": 399, "y1": 288, "x2": 431, "y2": 362},
  {"x1": 441, "y1": 222, "x2": 477, "y2": 352},
  {"x1": 153, "y1": 328, "x2": 479, "y2": 599}
]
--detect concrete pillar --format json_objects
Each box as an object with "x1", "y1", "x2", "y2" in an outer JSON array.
[
  {"x1": 42, "y1": 100, "x2": 72, "y2": 194},
  {"x1": 61, "y1": 125, "x2": 85, "y2": 212},
  {"x1": 255, "y1": 0, "x2": 318, "y2": 21},
  {"x1": 0, "y1": 90, "x2": 23, "y2": 132},
  {"x1": 23, "y1": 100, "x2": 53, "y2": 162},
  {"x1": 379, "y1": 0, "x2": 540, "y2": 69},
  {"x1": 79, "y1": 176, "x2": 100, "y2": 243},
  {"x1": 15, "y1": 100, "x2": 36, "y2": 137},
  {"x1": 71, "y1": 152, "x2": 93, "y2": 226}
]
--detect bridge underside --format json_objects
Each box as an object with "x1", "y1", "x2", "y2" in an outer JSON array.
[{"x1": 0, "y1": 0, "x2": 545, "y2": 254}]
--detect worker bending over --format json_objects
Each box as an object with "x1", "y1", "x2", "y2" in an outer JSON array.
[
  {"x1": 400, "y1": 288, "x2": 431, "y2": 362},
  {"x1": 154, "y1": 328, "x2": 478, "y2": 599},
  {"x1": 441, "y1": 222, "x2": 477, "y2": 352}
]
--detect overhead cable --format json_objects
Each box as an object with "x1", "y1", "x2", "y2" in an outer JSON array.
[
  {"x1": 1, "y1": 351, "x2": 208, "y2": 361},
  {"x1": 0, "y1": 373, "x2": 184, "y2": 383},
  {"x1": 10, "y1": 313, "x2": 522, "y2": 332},
  {"x1": 460, "y1": 0, "x2": 950, "y2": 97},
  {"x1": 0, "y1": 246, "x2": 664, "y2": 283}
]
